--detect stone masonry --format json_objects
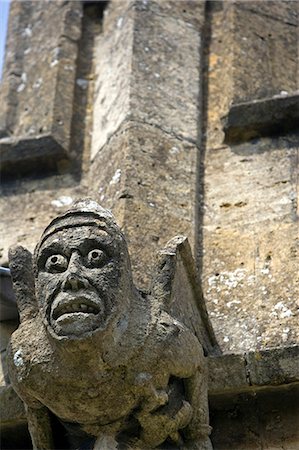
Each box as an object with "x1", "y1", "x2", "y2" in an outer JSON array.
[{"x1": 0, "y1": 1, "x2": 298, "y2": 449}]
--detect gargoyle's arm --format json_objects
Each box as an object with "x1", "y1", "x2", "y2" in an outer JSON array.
[
  {"x1": 157, "y1": 311, "x2": 205, "y2": 378},
  {"x1": 8, "y1": 246, "x2": 38, "y2": 322},
  {"x1": 26, "y1": 404, "x2": 54, "y2": 450},
  {"x1": 184, "y1": 368, "x2": 212, "y2": 448},
  {"x1": 155, "y1": 316, "x2": 212, "y2": 447},
  {"x1": 164, "y1": 323, "x2": 212, "y2": 447}
]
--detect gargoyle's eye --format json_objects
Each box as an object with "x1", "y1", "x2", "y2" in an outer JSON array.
[
  {"x1": 87, "y1": 249, "x2": 106, "y2": 267},
  {"x1": 45, "y1": 254, "x2": 68, "y2": 273}
]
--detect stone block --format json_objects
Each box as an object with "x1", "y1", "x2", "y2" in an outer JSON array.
[
  {"x1": 91, "y1": 0, "x2": 133, "y2": 159},
  {"x1": 221, "y1": 1, "x2": 299, "y2": 143},
  {"x1": 0, "y1": 0, "x2": 82, "y2": 175},
  {"x1": 90, "y1": 0, "x2": 205, "y2": 287},
  {"x1": 135, "y1": 0, "x2": 206, "y2": 30},
  {"x1": 223, "y1": 94, "x2": 299, "y2": 144},
  {"x1": 204, "y1": 1, "x2": 299, "y2": 146},
  {"x1": 208, "y1": 354, "x2": 247, "y2": 394},
  {"x1": 246, "y1": 346, "x2": 299, "y2": 387},
  {"x1": 202, "y1": 136, "x2": 299, "y2": 352},
  {"x1": 130, "y1": 1, "x2": 202, "y2": 141},
  {"x1": 209, "y1": 384, "x2": 299, "y2": 449},
  {"x1": 231, "y1": 1, "x2": 298, "y2": 104},
  {"x1": 208, "y1": 346, "x2": 299, "y2": 395},
  {"x1": 90, "y1": 122, "x2": 197, "y2": 288},
  {"x1": 91, "y1": 0, "x2": 203, "y2": 159}
]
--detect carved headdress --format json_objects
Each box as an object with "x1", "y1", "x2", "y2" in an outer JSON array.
[{"x1": 35, "y1": 199, "x2": 124, "y2": 257}]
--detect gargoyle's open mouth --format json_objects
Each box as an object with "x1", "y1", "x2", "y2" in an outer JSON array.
[
  {"x1": 52, "y1": 299, "x2": 101, "y2": 320},
  {"x1": 49, "y1": 291, "x2": 105, "y2": 336}
]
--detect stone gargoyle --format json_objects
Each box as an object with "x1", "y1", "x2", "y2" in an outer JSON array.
[{"x1": 7, "y1": 199, "x2": 218, "y2": 449}]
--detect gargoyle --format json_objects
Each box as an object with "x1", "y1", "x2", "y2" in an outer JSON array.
[{"x1": 7, "y1": 199, "x2": 216, "y2": 449}]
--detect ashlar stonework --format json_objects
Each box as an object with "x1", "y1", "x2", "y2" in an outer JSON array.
[{"x1": 7, "y1": 199, "x2": 213, "y2": 450}]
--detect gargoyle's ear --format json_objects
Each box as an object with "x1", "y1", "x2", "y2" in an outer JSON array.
[
  {"x1": 8, "y1": 246, "x2": 38, "y2": 323},
  {"x1": 150, "y1": 236, "x2": 220, "y2": 356}
]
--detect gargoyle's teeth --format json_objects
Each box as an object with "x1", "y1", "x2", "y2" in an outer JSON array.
[{"x1": 53, "y1": 302, "x2": 100, "y2": 319}]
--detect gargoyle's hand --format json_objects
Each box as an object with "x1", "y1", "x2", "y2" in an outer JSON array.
[
  {"x1": 8, "y1": 246, "x2": 38, "y2": 323},
  {"x1": 137, "y1": 399, "x2": 193, "y2": 448}
]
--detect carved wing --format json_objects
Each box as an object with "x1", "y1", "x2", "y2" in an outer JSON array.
[{"x1": 150, "y1": 236, "x2": 220, "y2": 356}]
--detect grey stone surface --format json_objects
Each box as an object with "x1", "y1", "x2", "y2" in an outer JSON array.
[
  {"x1": 208, "y1": 354, "x2": 248, "y2": 394},
  {"x1": 90, "y1": 122, "x2": 198, "y2": 289},
  {"x1": 231, "y1": 1, "x2": 298, "y2": 104},
  {"x1": 246, "y1": 346, "x2": 299, "y2": 387},
  {"x1": 209, "y1": 384, "x2": 299, "y2": 449},
  {"x1": 0, "y1": 0, "x2": 82, "y2": 175},
  {"x1": 208, "y1": 346, "x2": 299, "y2": 395},
  {"x1": 89, "y1": 0, "x2": 204, "y2": 291},
  {"x1": 223, "y1": 94, "x2": 299, "y2": 144},
  {"x1": 203, "y1": 0, "x2": 299, "y2": 146},
  {"x1": 7, "y1": 199, "x2": 213, "y2": 449},
  {"x1": 0, "y1": 385, "x2": 26, "y2": 426},
  {"x1": 91, "y1": 0, "x2": 203, "y2": 160},
  {"x1": 0, "y1": 2, "x2": 298, "y2": 448},
  {"x1": 202, "y1": 134, "x2": 299, "y2": 353},
  {"x1": 201, "y1": 1, "x2": 299, "y2": 353}
]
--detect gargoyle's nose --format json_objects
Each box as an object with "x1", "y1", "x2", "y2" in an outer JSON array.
[
  {"x1": 61, "y1": 254, "x2": 89, "y2": 292},
  {"x1": 62, "y1": 274, "x2": 89, "y2": 292}
]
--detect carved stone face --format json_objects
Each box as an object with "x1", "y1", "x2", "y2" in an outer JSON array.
[{"x1": 35, "y1": 224, "x2": 128, "y2": 338}]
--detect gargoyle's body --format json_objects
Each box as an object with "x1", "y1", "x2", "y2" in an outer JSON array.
[
  {"x1": 7, "y1": 200, "x2": 212, "y2": 449},
  {"x1": 9, "y1": 306, "x2": 205, "y2": 443}
]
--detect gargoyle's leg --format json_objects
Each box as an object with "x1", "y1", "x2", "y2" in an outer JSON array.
[
  {"x1": 26, "y1": 404, "x2": 54, "y2": 450},
  {"x1": 184, "y1": 367, "x2": 213, "y2": 450}
]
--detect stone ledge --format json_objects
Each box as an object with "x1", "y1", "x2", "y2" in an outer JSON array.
[
  {"x1": 208, "y1": 345, "x2": 299, "y2": 395},
  {"x1": 0, "y1": 134, "x2": 67, "y2": 177},
  {"x1": 222, "y1": 93, "x2": 299, "y2": 144}
]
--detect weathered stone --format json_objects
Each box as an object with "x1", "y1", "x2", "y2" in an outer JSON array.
[
  {"x1": 208, "y1": 346, "x2": 299, "y2": 395},
  {"x1": 202, "y1": 1, "x2": 235, "y2": 150},
  {"x1": 202, "y1": 135, "x2": 299, "y2": 353},
  {"x1": 90, "y1": 122, "x2": 198, "y2": 288},
  {"x1": 0, "y1": 1, "x2": 298, "y2": 448},
  {"x1": 0, "y1": 385, "x2": 26, "y2": 425},
  {"x1": 89, "y1": 0, "x2": 204, "y2": 289},
  {"x1": 204, "y1": 1, "x2": 299, "y2": 147},
  {"x1": 91, "y1": 0, "x2": 203, "y2": 159},
  {"x1": 0, "y1": 321, "x2": 18, "y2": 386},
  {"x1": 231, "y1": 1, "x2": 298, "y2": 104},
  {"x1": 151, "y1": 235, "x2": 219, "y2": 355},
  {"x1": 223, "y1": 94, "x2": 299, "y2": 144},
  {"x1": 7, "y1": 199, "x2": 214, "y2": 449},
  {"x1": 209, "y1": 384, "x2": 299, "y2": 450},
  {"x1": 0, "y1": 0, "x2": 82, "y2": 175},
  {"x1": 0, "y1": 3, "x2": 99, "y2": 267},
  {"x1": 208, "y1": 354, "x2": 247, "y2": 394},
  {"x1": 200, "y1": 1, "x2": 299, "y2": 354},
  {"x1": 208, "y1": 346, "x2": 299, "y2": 448},
  {"x1": 246, "y1": 346, "x2": 299, "y2": 387}
]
